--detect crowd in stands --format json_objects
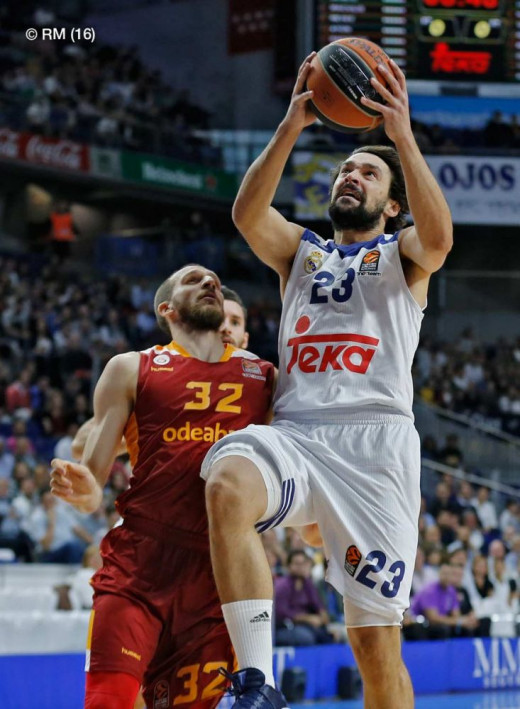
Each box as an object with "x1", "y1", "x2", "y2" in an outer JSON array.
[
  {"x1": 403, "y1": 471, "x2": 520, "y2": 641},
  {"x1": 414, "y1": 328, "x2": 520, "y2": 436},
  {"x1": 0, "y1": 8, "x2": 218, "y2": 163}
]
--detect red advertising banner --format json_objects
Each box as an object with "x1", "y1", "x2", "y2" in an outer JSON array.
[
  {"x1": 20, "y1": 133, "x2": 90, "y2": 172},
  {"x1": 0, "y1": 130, "x2": 90, "y2": 172}
]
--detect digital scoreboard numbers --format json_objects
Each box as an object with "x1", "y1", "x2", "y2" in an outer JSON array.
[
  {"x1": 417, "y1": 0, "x2": 513, "y2": 81},
  {"x1": 314, "y1": 1, "x2": 417, "y2": 75},
  {"x1": 314, "y1": 0, "x2": 519, "y2": 82}
]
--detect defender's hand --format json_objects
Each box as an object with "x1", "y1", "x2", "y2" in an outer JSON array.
[{"x1": 50, "y1": 458, "x2": 102, "y2": 514}]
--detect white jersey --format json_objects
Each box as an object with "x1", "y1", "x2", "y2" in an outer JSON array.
[{"x1": 274, "y1": 229, "x2": 424, "y2": 422}]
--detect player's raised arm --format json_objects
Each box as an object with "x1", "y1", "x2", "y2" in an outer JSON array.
[
  {"x1": 51, "y1": 352, "x2": 138, "y2": 514},
  {"x1": 232, "y1": 53, "x2": 318, "y2": 280},
  {"x1": 362, "y1": 59, "x2": 453, "y2": 274}
]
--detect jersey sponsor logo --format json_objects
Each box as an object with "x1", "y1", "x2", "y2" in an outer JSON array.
[
  {"x1": 344, "y1": 545, "x2": 362, "y2": 577},
  {"x1": 153, "y1": 679, "x2": 169, "y2": 709},
  {"x1": 121, "y1": 646, "x2": 142, "y2": 661},
  {"x1": 153, "y1": 353, "x2": 171, "y2": 366},
  {"x1": 359, "y1": 249, "x2": 381, "y2": 276},
  {"x1": 151, "y1": 366, "x2": 174, "y2": 372},
  {"x1": 286, "y1": 333, "x2": 379, "y2": 375},
  {"x1": 242, "y1": 359, "x2": 266, "y2": 380},
  {"x1": 304, "y1": 250, "x2": 324, "y2": 274},
  {"x1": 162, "y1": 421, "x2": 235, "y2": 443}
]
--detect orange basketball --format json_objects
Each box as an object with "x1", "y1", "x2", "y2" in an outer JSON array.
[{"x1": 306, "y1": 37, "x2": 393, "y2": 133}]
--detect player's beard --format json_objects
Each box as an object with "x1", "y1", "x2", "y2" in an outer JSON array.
[
  {"x1": 328, "y1": 194, "x2": 387, "y2": 232},
  {"x1": 177, "y1": 300, "x2": 224, "y2": 331}
]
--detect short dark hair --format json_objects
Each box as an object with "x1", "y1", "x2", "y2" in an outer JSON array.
[
  {"x1": 287, "y1": 549, "x2": 312, "y2": 565},
  {"x1": 154, "y1": 274, "x2": 175, "y2": 335},
  {"x1": 221, "y1": 285, "x2": 247, "y2": 321},
  {"x1": 329, "y1": 145, "x2": 409, "y2": 233}
]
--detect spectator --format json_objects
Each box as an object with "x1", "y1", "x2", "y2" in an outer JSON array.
[
  {"x1": 0, "y1": 438, "x2": 15, "y2": 480},
  {"x1": 473, "y1": 486, "x2": 499, "y2": 533},
  {"x1": 49, "y1": 200, "x2": 77, "y2": 260},
  {"x1": 429, "y1": 481, "x2": 461, "y2": 519},
  {"x1": 466, "y1": 555, "x2": 495, "y2": 616},
  {"x1": 410, "y1": 563, "x2": 476, "y2": 639},
  {"x1": 439, "y1": 433, "x2": 463, "y2": 468},
  {"x1": 456, "y1": 480, "x2": 476, "y2": 513},
  {"x1": 421, "y1": 434, "x2": 439, "y2": 461},
  {"x1": 54, "y1": 422, "x2": 79, "y2": 461},
  {"x1": 506, "y1": 535, "x2": 520, "y2": 575},
  {"x1": 5, "y1": 367, "x2": 33, "y2": 416},
  {"x1": 275, "y1": 549, "x2": 333, "y2": 646},
  {"x1": 449, "y1": 554, "x2": 489, "y2": 637},
  {"x1": 0, "y1": 478, "x2": 12, "y2": 523},
  {"x1": 67, "y1": 544, "x2": 103, "y2": 610},
  {"x1": 25, "y1": 489, "x2": 91, "y2": 563},
  {"x1": 412, "y1": 546, "x2": 439, "y2": 594},
  {"x1": 500, "y1": 499, "x2": 520, "y2": 534},
  {"x1": 461, "y1": 509, "x2": 485, "y2": 553},
  {"x1": 490, "y1": 557, "x2": 518, "y2": 614}
]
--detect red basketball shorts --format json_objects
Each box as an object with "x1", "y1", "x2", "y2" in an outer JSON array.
[{"x1": 87, "y1": 522, "x2": 234, "y2": 708}]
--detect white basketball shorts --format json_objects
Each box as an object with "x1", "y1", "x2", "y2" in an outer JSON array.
[{"x1": 201, "y1": 415, "x2": 421, "y2": 625}]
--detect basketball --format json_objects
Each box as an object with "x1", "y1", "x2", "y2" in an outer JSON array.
[{"x1": 306, "y1": 37, "x2": 393, "y2": 134}]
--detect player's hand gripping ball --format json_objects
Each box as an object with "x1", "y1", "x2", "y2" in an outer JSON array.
[{"x1": 306, "y1": 37, "x2": 393, "y2": 133}]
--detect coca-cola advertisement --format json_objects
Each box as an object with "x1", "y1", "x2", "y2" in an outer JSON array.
[{"x1": 16, "y1": 132, "x2": 90, "y2": 172}]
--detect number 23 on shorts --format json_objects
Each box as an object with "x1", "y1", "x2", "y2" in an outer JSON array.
[{"x1": 346, "y1": 547, "x2": 406, "y2": 599}]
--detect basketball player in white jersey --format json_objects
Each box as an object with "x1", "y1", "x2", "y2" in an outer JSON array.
[{"x1": 202, "y1": 54, "x2": 452, "y2": 708}]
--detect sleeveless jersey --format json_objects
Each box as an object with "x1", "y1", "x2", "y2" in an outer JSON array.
[
  {"x1": 117, "y1": 341, "x2": 274, "y2": 543},
  {"x1": 274, "y1": 229, "x2": 424, "y2": 422}
]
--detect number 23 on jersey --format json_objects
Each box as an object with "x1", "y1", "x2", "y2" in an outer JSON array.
[{"x1": 310, "y1": 268, "x2": 356, "y2": 305}]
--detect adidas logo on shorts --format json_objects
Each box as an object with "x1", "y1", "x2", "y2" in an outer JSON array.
[{"x1": 250, "y1": 611, "x2": 270, "y2": 623}]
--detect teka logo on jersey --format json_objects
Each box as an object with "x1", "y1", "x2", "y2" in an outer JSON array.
[{"x1": 286, "y1": 333, "x2": 379, "y2": 375}]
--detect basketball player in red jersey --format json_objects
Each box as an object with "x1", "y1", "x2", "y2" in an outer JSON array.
[
  {"x1": 70, "y1": 285, "x2": 251, "y2": 462},
  {"x1": 50, "y1": 265, "x2": 275, "y2": 709}
]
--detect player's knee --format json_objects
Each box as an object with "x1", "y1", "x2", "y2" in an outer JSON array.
[
  {"x1": 205, "y1": 459, "x2": 263, "y2": 525},
  {"x1": 348, "y1": 626, "x2": 402, "y2": 678},
  {"x1": 206, "y1": 463, "x2": 247, "y2": 517}
]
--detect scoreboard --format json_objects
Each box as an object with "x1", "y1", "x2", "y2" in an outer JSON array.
[{"x1": 314, "y1": 0, "x2": 520, "y2": 82}]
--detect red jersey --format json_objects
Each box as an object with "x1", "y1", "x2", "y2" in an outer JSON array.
[{"x1": 117, "y1": 341, "x2": 274, "y2": 543}]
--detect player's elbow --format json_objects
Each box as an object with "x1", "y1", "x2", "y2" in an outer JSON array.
[
  {"x1": 436, "y1": 226, "x2": 454, "y2": 256},
  {"x1": 70, "y1": 439, "x2": 83, "y2": 462},
  {"x1": 231, "y1": 199, "x2": 251, "y2": 235}
]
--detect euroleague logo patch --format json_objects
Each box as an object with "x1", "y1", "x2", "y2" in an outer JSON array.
[
  {"x1": 153, "y1": 679, "x2": 169, "y2": 709},
  {"x1": 304, "y1": 250, "x2": 323, "y2": 274},
  {"x1": 344, "y1": 545, "x2": 362, "y2": 577},
  {"x1": 242, "y1": 359, "x2": 266, "y2": 381},
  {"x1": 359, "y1": 249, "x2": 380, "y2": 275}
]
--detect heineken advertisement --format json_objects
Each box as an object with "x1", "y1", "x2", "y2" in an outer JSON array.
[{"x1": 121, "y1": 152, "x2": 238, "y2": 200}]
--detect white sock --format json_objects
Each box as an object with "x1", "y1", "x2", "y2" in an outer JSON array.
[{"x1": 222, "y1": 599, "x2": 275, "y2": 687}]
